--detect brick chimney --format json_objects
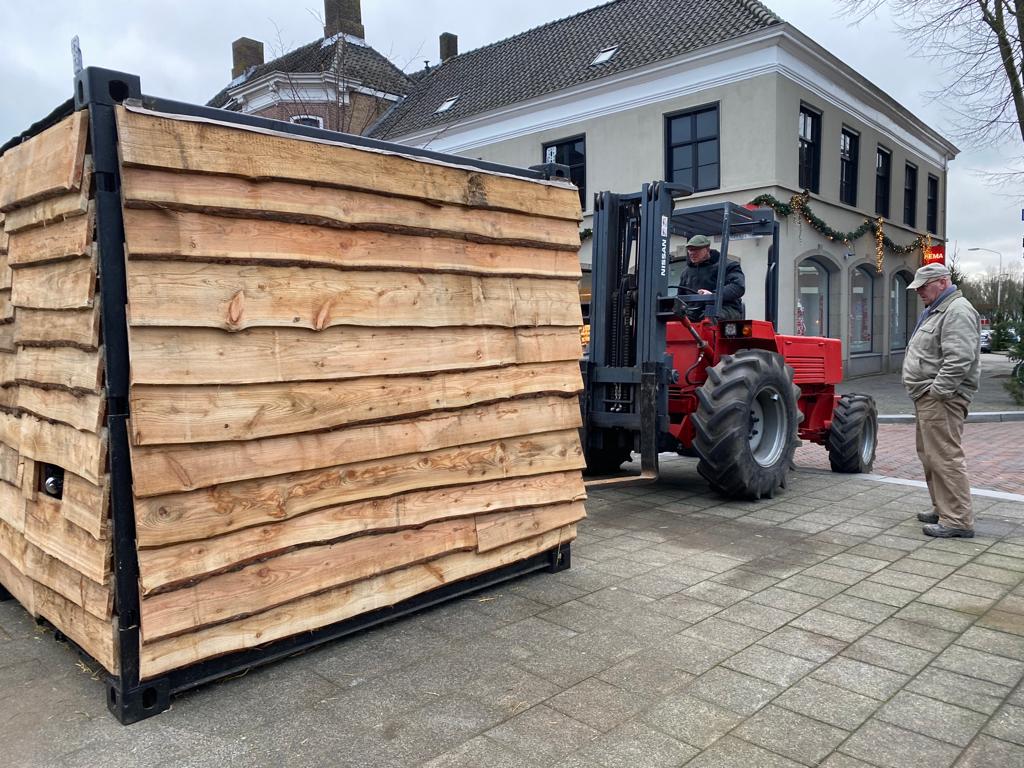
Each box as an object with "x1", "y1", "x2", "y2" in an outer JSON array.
[
  {"x1": 231, "y1": 37, "x2": 264, "y2": 79},
  {"x1": 324, "y1": 0, "x2": 365, "y2": 39},
  {"x1": 440, "y1": 32, "x2": 458, "y2": 62}
]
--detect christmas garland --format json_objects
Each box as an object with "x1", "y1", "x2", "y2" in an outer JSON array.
[{"x1": 750, "y1": 191, "x2": 930, "y2": 272}]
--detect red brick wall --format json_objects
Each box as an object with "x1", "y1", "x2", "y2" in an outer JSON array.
[{"x1": 250, "y1": 92, "x2": 393, "y2": 136}]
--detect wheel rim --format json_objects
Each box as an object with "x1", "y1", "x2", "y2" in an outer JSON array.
[
  {"x1": 748, "y1": 385, "x2": 787, "y2": 467},
  {"x1": 860, "y1": 412, "x2": 877, "y2": 465}
]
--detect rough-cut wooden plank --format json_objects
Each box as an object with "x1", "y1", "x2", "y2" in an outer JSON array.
[
  {"x1": 130, "y1": 361, "x2": 584, "y2": 445},
  {"x1": 121, "y1": 167, "x2": 582, "y2": 249},
  {"x1": 139, "y1": 525, "x2": 573, "y2": 678},
  {"x1": 6, "y1": 206, "x2": 92, "y2": 266},
  {"x1": 0, "y1": 290, "x2": 12, "y2": 322},
  {"x1": 0, "y1": 214, "x2": 8, "y2": 254},
  {"x1": 0, "y1": 254, "x2": 11, "y2": 291},
  {"x1": 15, "y1": 345, "x2": 103, "y2": 392},
  {"x1": 126, "y1": 260, "x2": 582, "y2": 331},
  {"x1": 19, "y1": 414, "x2": 106, "y2": 485},
  {"x1": 0, "y1": 551, "x2": 34, "y2": 614},
  {"x1": 476, "y1": 501, "x2": 586, "y2": 553},
  {"x1": 0, "y1": 410, "x2": 21, "y2": 447},
  {"x1": 116, "y1": 107, "x2": 581, "y2": 222},
  {"x1": 17, "y1": 385, "x2": 104, "y2": 434},
  {"x1": 141, "y1": 516, "x2": 479, "y2": 641},
  {"x1": 34, "y1": 580, "x2": 118, "y2": 674},
  {"x1": 0, "y1": 351, "x2": 15, "y2": 387},
  {"x1": 22, "y1": 537, "x2": 111, "y2": 620},
  {"x1": 63, "y1": 473, "x2": 109, "y2": 541},
  {"x1": 0, "y1": 518, "x2": 28, "y2": 571},
  {"x1": 131, "y1": 394, "x2": 582, "y2": 497},
  {"x1": 137, "y1": 470, "x2": 586, "y2": 593},
  {"x1": 123, "y1": 208, "x2": 582, "y2": 279},
  {"x1": 11, "y1": 254, "x2": 96, "y2": 310},
  {"x1": 21, "y1": 456, "x2": 37, "y2": 501},
  {"x1": 0, "y1": 322, "x2": 14, "y2": 352},
  {"x1": 24, "y1": 495, "x2": 110, "y2": 584},
  {"x1": 0, "y1": 478, "x2": 26, "y2": 532},
  {"x1": 134, "y1": 430, "x2": 585, "y2": 547},
  {"x1": 0, "y1": 111, "x2": 88, "y2": 211},
  {"x1": 2, "y1": 159, "x2": 91, "y2": 233},
  {"x1": 0, "y1": 443, "x2": 18, "y2": 485},
  {"x1": 15, "y1": 306, "x2": 100, "y2": 350},
  {"x1": 129, "y1": 325, "x2": 582, "y2": 386}
]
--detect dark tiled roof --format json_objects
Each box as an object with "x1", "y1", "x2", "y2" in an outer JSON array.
[
  {"x1": 208, "y1": 36, "x2": 412, "y2": 109},
  {"x1": 370, "y1": 0, "x2": 782, "y2": 139}
]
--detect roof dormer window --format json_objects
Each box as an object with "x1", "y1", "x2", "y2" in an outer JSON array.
[
  {"x1": 591, "y1": 46, "x2": 618, "y2": 65},
  {"x1": 435, "y1": 96, "x2": 459, "y2": 113}
]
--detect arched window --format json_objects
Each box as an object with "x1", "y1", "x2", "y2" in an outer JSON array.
[
  {"x1": 890, "y1": 272, "x2": 913, "y2": 349},
  {"x1": 850, "y1": 266, "x2": 874, "y2": 353},
  {"x1": 796, "y1": 258, "x2": 829, "y2": 336}
]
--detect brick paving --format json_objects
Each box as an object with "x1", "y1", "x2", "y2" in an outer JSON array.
[
  {"x1": 3, "y1": 458, "x2": 1024, "y2": 767},
  {"x1": 796, "y1": 422, "x2": 1024, "y2": 496}
]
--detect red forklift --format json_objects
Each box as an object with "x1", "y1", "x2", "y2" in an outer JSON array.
[{"x1": 581, "y1": 182, "x2": 878, "y2": 498}]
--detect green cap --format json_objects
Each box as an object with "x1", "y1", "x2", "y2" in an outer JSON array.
[{"x1": 685, "y1": 235, "x2": 711, "y2": 249}]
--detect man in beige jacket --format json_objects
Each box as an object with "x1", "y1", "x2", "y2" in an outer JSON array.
[{"x1": 902, "y1": 263, "x2": 981, "y2": 538}]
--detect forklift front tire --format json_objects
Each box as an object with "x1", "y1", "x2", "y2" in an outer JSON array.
[{"x1": 826, "y1": 394, "x2": 877, "y2": 473}]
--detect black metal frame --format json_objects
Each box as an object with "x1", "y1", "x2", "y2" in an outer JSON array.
[{"x1": 4, "y1": 67, "x2": 573, "y2": 725}]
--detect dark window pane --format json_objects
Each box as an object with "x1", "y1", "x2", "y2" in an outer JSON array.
[
  {"x1": 697, "y1": 139, "x2": 718, "y2": 165},
  {"x1": 667, "y1": 105, "x2": 718, "y2": 191},
  {"x1": 697, "y1": 163, "x2": 719, "y2": 190},
  {"x1": 695, "y1": 110, "x2": 716, "y2": 139},
  {"x1": 672, "y1": 146, "x2": 693, "y2": 170},
  {"x1": 670, "y1": 116, "x2": 692, "y2": 144},
  {"x1": 673, "y1": 166, "x2": 694, "y2": 188}
]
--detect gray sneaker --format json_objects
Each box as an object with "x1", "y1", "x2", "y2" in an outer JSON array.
[
  {"x1": 917, "y1": 512, "x2": 939, "y2": 524},
  {"x1": 922, "y1": 524, "x2": 974, "y2": 538}
]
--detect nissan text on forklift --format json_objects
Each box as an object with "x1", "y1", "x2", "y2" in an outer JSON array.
[{"x1": 580, "y1": 181, "x2": 878, "y2": 499}]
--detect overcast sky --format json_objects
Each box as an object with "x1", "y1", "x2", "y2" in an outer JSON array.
[{"x1": 2, "y1": 0, "x2": 1020, "y2": 277}]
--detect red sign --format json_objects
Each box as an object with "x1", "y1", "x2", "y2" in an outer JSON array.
[{"x1": 923, "y1": 244, "x2": 945, "y2": 265}]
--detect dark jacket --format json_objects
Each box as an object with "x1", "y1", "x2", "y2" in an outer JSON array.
[{"x1": 677, "y1": 249, "x2": 745, "y2": 320}]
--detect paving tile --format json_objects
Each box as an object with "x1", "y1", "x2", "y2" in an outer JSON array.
[
  {"x1": 742, "y1": 557, "x2": 806, "y2": 579},
  {"x1": 790, "y1": 608, "x2": 874, "y2": 642},
  {"x1": 868, "y1": 568, "x2": 941, "y2": 593},
  {"x1": 918, "y1": 587, "x2": 998, "y2": 615},
  {"x1": 680, "y1": 735, "x2": 806, "y2": 768},
  {"x1": 459, "y1": 664, "x2": 560, "y2": 718},
  {"x1": 578, "y1": 587, "x2": 656, "y2": 613},
  {"x1": 819, "y1": 755, "x2": 877, "y2": 768},
  {"x1": 957, "y1": 626, "x2": 1024, "y2": 661},
  {"x1": 710, "y1": 568, "x2": 780, "y2": 593},
  {"x1": 827, "y1": 553, "x2": 891, "y2": 573},
  {"x1": 681, "y1": 616, "x2": 767, "y2": 651},
  {"x1": 812, "y1": 656, "x2": 911, "y2": 700},
  {"x1": 650, "y1": 633, "x2": 734, "y2": 675},
  {"x1": 537, "y1": 600, "x2": 614, "y2": 633},
  {"x1": 875, "y1": 691, "x2": 987, "y2": 747},
  {"x1": 686, "y1": 666, "x2": 783, "y2": 716},
  {"x1": 714, "y1": 600, "x2": 798, "y2": 634},
  {"x1": 845, "y1": 581, "x2": 920, "y2": 607},
  {"x1": 933, "y1": 644, "x2": 1024, "y2": 687},
  {"x1": 984, "y1": 703, "x2": 1024, "y2": 746},
  {"x1": 776, "y1": 574, "x2": 849, "y2": 599},
  {"x1": 723, "y1": 644, "x2": 820, "y2": 686},
  {"x1": 641, "y1": 694, "x2": 744, "y2": 749},
  {"x1": 597, "y1": 649, "x2": 695, "y2": 698},
  {"x1": 894, "y1": 602, "x2": 977, "y2": 633},
  {"x1": 420, "y1": 736, "x2": 539, "y2": 768},
  {"x1": 905, "y1": 667, "x2": 1011, "y2": 715},
  {"x1": 758, "y1": 626, "x2": 848, "y2": 663},
  {"x1": 775, "y1": 676, "x2": 880, "y2": 730},
  {"x1": 512, "y1": 645, "x2": 613, "y2": 689},
  {"x1": 618, "y1": 571, "x2": 692, "y2": 599},
  {"x1": 939, "y1": 574, "x2": 1011, "y2": 599},
  {"x1": 748, "y1": 586, "x2": 825, "y2": 613},
  {"x1": 650, "y1": 593, "x2": 722, "y2": 624},
  {"x1": 576, "y1": 720, "x2": 699, "y2": 768},
  {"x1": 484, "y1": 705, "x2": 601, "y2": 765},
  {"x1": 954, "y1": 735, "x2": 1024, "y2": 768},
  {"x1": 957, "y1": 562, "x2": 1024, "y2": 586},
  {"x1": 681, "y1": 581, "x2": 754, "y2": 607},
  {"x1": 870, "y1": 617, "x2": 958, "y2": 653},
  {"x1": 870, "y1": 534, "x2": 927, "y2": 552},
  {"x1": 841, "y1": 636, "x2": 935, "y2": 675},
  {"x1": 909, "y1": 548, "x2": 973, "y2": 566},
  {"x1": 803, "y1": 563, "x2": 873, "y2": 586},
  {"x1": 565, "y1": 626, "x2": 653, "y2": 663},
  {"x1": 546, "y1": 679, "x2": 652, "y2": 732},
  {"x1": 847, "y1": 543, "x2": 908, "y2": 563},
  {"x1": 839, "y1": 719, "x2": 960, "y2": 768},
  {"x1": 888, "y1": 557, "x2": 957, "y2": 579},
  {"x1": 821, "y1": 594, "x2": 899, "y2": 624},
  {"x1": 734, "y1": 704, "x2": 849, "y2": 765}
]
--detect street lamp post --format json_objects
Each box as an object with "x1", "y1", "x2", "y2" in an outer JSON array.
[{"x1": 968, "y1": 247, "x2": 1004, "y2": 310}]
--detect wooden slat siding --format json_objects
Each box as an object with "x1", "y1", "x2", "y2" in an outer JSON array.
[
  {"x1": 16, "y1": 385, "x2": 105, "y2": 434},
  {"x1": 129, "y1": 325, "x2": 582, "y2": 387},
  {"x1": 24, "y1": 495, "x2": 110, "y2": 584},
  {"x1": 476, "y1": 501, "x2": 586, "y2": 553},
  {"x1": 15, "y1": 306, "x2": 101, "y2": 350},
  {"x1": 137, "y1": 471, "x2": 586, "y2": 593},
  {"x1": 19, "y1": 414, "x2": 106, "y2": 485},
  {"x1": 0, "y1": 519, "x2": 28, "y2": 571},
  {"x1": 0, "y1": 551, "x2": 34, "y2": 614},
  {"x1": 0, "y1": 322, "x2": 14, "y2": 352},
  {"x1": 6, "y1": 205, "x2": 93, "y2": 267},
  {"x1": 139, "y1": 525, "x2": 574, "y2": 678},
  {"x1": 0, "y1": 478, "x2": 26, "y2": 532},
  {"x1": 0, "y1": 290, "x2": 12, "y2": 323},
  {"x1": 130, "y1": 394, "x2": 582, "y2": 497},
  {"x1": 0, "y1": 111, "x2": 88, "y2": 212},
  {"x1": 62, "y1": 473, "x2": 109, "y2": 541},
  {"x1": 23, "y1": 537, "x2": 112, "y2": 620},
  {"x1": 2, "y1": 158, "x2": 91, "y2": 233},
  {"x1": 130, "y1": 361, "x2": 584, "y2": 445},
  {"x1": 140, "y1": 516, "x2": 480, "y2": 641},
  {"x1": 0, "y1": 443, "x2": 18, "y2": 485},
  {"x1": 0, "y1": 213, "x2": 7, "y2": 253},
  {"x1": 122, "y1": 209, "x2": 582, "y2": 280},
  {"x1": 121, "y1": 167, "x2": 582, "y2": 250},
  {"x1": 15, "y1": 346, "x2": 103, "y2": 392},
  {"x1": 115, "y1": 108, "x2": 581, "y2": 222},
  {"x1": 134, "y1": 430, "x2": 585, "y2": 548},
  {"x1": 0, "y1": 410, "x2": 21, "y2": 446},
  {"x1": 11, "y1": 254, "x2": 97, "y2": 310},
  {"x1": 21, "y1": 457, "x2": 37, "y2": 502},
  {"x1": 0, "y1": 254, "x2": 11, "y2": 291},
  {"x1": 34, "y1": 580, "x2": 118, "y2": 674},
  {"x1": 0, "y1": 351, "x2": 15, "y2": 388},
  {"x1": 126, "y1": 261, "x2": 582, "y2": 332}
]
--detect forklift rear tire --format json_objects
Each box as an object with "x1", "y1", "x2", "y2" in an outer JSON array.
[
  {"x1": 826, "y1": 394, "x2": 877, "y2": 473},
  {"x1": 692, "y1": 350, "x2": 801, "y2": 500}
]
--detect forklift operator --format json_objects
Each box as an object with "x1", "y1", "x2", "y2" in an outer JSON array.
[{"x1": 677, "y1": 234, "x2": 745, "y2": 321}]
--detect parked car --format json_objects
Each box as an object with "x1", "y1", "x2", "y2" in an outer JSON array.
[{"x1": 981, "y1": 329, "x2": 992, "y2": 353}]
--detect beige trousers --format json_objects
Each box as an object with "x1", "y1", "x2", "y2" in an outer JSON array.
[{"x1": 914, "y1": 392, "x2": 974, "y2": 530}]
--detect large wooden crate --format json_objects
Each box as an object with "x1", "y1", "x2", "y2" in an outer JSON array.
[{"x1": 0, "y1": 69, "x2": 586, "y2": 722}]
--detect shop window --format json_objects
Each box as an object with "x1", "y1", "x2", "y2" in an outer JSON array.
[
  {"x1": 890, "y1": 272, "x2": 913, "y2": 349},
  {"x1": 796, "y1": 258, "x2": 829, "y2": 337},
  {"x1": 850, "y1": 266, "x2": 874, "y2": 353}
]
